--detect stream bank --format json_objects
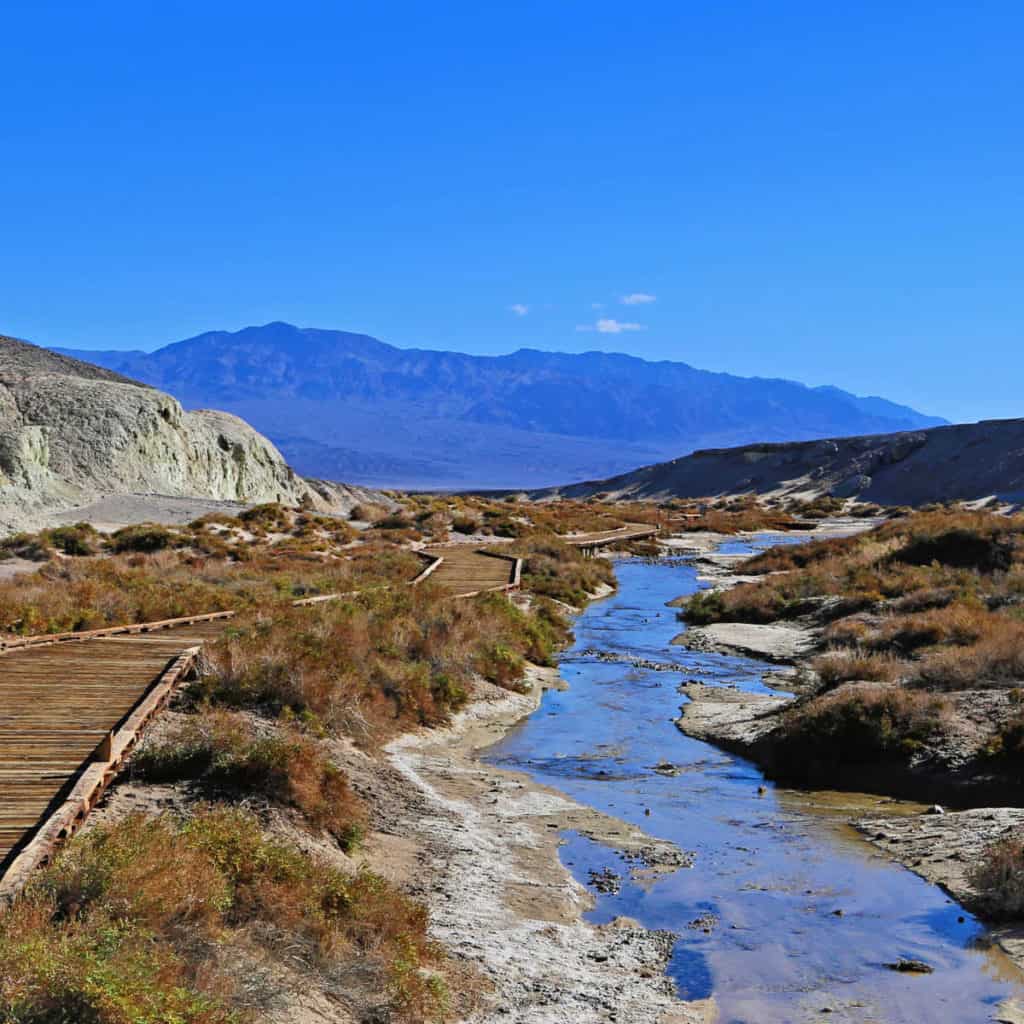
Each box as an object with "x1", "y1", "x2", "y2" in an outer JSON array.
[
  {"x1": 670, "y1": 529, "x2": 1024, "y2": 985},
  {"x1": 483, "y1": 545, "x2": 1024, "y2": 1023},
  {"x1": 386, "y1": 666, "x2": 714, "y2": 1024}
]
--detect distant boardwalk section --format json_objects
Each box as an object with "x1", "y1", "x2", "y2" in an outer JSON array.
[
  {"x1": 420, "y1": 546, "x2": 522, "y2": 597},
  {"x1": 565, "y1": 523, "x2": 659, "y2": 557}
]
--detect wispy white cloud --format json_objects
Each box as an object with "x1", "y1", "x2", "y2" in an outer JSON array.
[
  {"x1": 591, "y1": 302, "x2": 605, "y2": 310},
  {"x1": 620, "y1": 292, "x2": 656, "y2": 305},
  {"x1": 508, "y1": 303, "x2": 529, "y2": 317},
  {"x1": 575, "y1": 318, "x2": 646, "y2": 334}
]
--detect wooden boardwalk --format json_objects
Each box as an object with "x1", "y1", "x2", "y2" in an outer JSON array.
[
  {"x1": 564, "y1": 523, "x2": 659, "y2": 555},
  {"x1": 0, "y1": 525, "x2": 647, "y2": 897},
  {"x1": 0, "y1": 620, "x2": 229, "y2": 898},
  {"x1": 420, "y1": 546, "x2": 521, "y2": 597}
]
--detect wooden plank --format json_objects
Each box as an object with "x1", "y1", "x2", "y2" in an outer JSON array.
[{"x1": 0, "y1": 647, "x2": 201, "y2": 903}]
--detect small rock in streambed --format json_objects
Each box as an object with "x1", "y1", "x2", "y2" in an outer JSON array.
[
  {"x1": 884, "y1": 958, "x2": 934, "y2": 974},
  {"x1": 925, "y1": 804, "x2": 946, "y2": 815},
  {"x1": 687, "y1": 912, "x2": 719, "y2": 933},
  {"x1": 588, "y1": 867, "x2": 623, "y2": 895}
]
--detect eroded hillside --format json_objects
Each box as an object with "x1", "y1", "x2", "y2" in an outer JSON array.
[{"x1": 0, "y1": 336, "x2": 373, "y2": 533}]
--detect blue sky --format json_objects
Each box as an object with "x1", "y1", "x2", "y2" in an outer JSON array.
[{"x1": 2, "y1": 1, "x2": 1021, "y2": 423}]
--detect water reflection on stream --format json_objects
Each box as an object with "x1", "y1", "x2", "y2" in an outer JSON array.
[{"x1": 485, "y1": 543, "x2": 1024, "y2": 1023}]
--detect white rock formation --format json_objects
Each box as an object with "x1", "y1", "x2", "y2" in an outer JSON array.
[{"x1": 0, "y1": 335, "x2": 381, "y2": 533}]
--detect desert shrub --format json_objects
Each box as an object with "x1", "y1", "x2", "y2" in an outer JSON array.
[
  {"x1": 46, "y1": 522, "x2": 99, "y2": 556},
  {"x1": 913, "y1": 619, "x2": 1024, "y2": 689},
  {"x1": 867, "y1": 604, "x2": 991, "y2": 653},
  {"x1": 374, "y1": 513, "x2": 415, "y2": 531},
  {"x1": 680, "y1": 580, "x2": 789, "y2": 625},
  {"x1": 850, "y1": 503, "x2": 884, "y2": 518},
  {"x1": 451, "y1": 515, "x2": 479, "y2": 534},
  {"x1": 984, "y1": 709, "x2": 1024, "y2": 766},
  {"x1": 822, "y1": 617, "x2": 872, "y2": 647},
  {"x1": 108, "y1": 523, "x2": 177, "y2": 553},
  {"x1": 135, "y1": 710, "x2": 365, "y2": 848},
  {"x1": 0, "y1": 547, "x2": 420, "y2": 637},
  {"x1": 238, "y1": 502, "x2": 293, "y2": 532},
  {"x1": 678, "y1": 507, "x2": 795, "y2": 535},
  {"x1": 891, "y1": 586, "x2": 959, "y2": 613},
  {"x1": 812, "y1": 651, "x2": 904, "y2": 688},
  {"x1": 743, "y1": 533, "x2": 863, "y2": 575},
  {"x1": 0, "y1": 531, "x2": 55, "y2": 562},
  {"x1": 892, "y1": 528, "x2": 1015, "y2": 573},
  {"x1": 0, "y1": 808, "x2": 449, "y2": 1024},
  {"x1": 773, "y1": 683, "x2": 951, "y2": 773},
  {"x1": 194, "y1": 583, "x2": 564, "y2": 742},
  {"x1": 514, "y1": 534, "x2": 615, "y2": 607},
  {"x1": 480, "y1": 517, "x2": 521, "y2": 538},
  {"x1": 680, "y1": 589, "x2": 726, "y2": 625},
  {"x1": 968, "y1": 836, "x2": 1024, "y2": 920}
]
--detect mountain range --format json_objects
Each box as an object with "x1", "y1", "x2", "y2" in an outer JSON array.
[{"x1": 56, "y1": 322, "x2": 947, "y2": 489}]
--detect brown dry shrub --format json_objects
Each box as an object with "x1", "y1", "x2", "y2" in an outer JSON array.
[
  {"x1": 968, "y1": 836, "x2": 1024, "y2": 920},
  {"x1": 913, "y1": 618, "x2": 1024, "y2": 690},
  {"x1": 773, "y1": 683, "x2": 951, "y2": 775},
  {"x1": 135, "y1": 709, "x2": 365, "y2": 848},
  {"x1": 867, "y1": 604, "x2": 993, "y2": 653},
  {"x1": 195, "y1": 583, "x2": 567, "y2": 744},
  {"x1": 0, "y1": 808, "x2": 450, "y2": 1023},
  {"x1": 0, "y1": 546, "x2": 421, "y2": 636},
  {"x1": 513, "y1": 533, "x2": 616, "y2": 607},
  {"x1": 822, "y1": 618, "x2": 872, "y2": 647},
  {"x1": 812, "y1": 651, "x2": 904, "y2": 688}
]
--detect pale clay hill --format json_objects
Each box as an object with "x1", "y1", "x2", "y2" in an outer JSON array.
[
  {"x1": 0, "y1": 336, "x2": 380, "y2": 534},
  {"x1": 536, "y1": 419, "x2": 1024, "y2": 506}
]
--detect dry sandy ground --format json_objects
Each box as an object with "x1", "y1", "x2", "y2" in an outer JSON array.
[
  {"x1": 45, "y1": 493, "x2": 255, "y2": 530},
  {"x1": 676, "y1": 621, "x2": 817, "y2": 663},
  {"x1": 0, "y1": 557, "x2": 39, "y2": 581},
  {"x1": 675, "y1": 682, "x2": 789, "y2": 749}
]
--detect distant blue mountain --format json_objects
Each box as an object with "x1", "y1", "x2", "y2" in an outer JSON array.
[{"x1": 55, "y1": 322, "x2": 947, "y2": 489}]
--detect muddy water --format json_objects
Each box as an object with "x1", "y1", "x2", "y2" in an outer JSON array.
[{"x1": 485, "y1": 545, "x2": 1024, "y2": 1023}]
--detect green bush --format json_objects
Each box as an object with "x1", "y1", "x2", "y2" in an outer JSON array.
[
  {"x1": 680, "y1": 589, "x2": 726, "y2": 625},
  {"x1": 108, "y1": 524, "x2": 177, "y2": 553},
  {"x1": 47, "y1": 523, "x2": 99, "y2": 556}
]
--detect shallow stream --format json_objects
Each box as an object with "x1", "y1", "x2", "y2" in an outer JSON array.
[{"x1": 486, "y1": 541, "x2": 1024, "y2": 1023}]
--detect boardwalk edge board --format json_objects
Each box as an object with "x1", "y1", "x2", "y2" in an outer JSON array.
[
  {"x1": 411, "y1": 551, "x2": 444, "y2": 585},
  {"x1": 0, "y1": 646, "x2": 202, "y2": 905},
  {"x1": 0, "y1": 610, "x2": 238, "y2": 652},
  {"x1": 0, "y1": 594, "x2": 350, "y2": 654}
]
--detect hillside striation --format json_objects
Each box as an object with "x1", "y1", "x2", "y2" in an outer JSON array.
[
  {"x1": 537, "y1": 419, "x2": 1024, "y2": 506},
  {"x1": 0, "y1": 335, "x2": 374, "y2": 532}
]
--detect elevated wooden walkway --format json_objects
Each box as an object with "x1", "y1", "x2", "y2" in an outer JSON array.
[
  {"x1": 0, "y1": 596, "x2": 344, "y2": 901},
  {"x1": 0, "y1": 623, "x2": 229, "y2": 900},
  {"x1": 564, "y1": 523, "x2": 659, "y2": 556},
  {"x1": 419, "y1": 546, "x2": 522, "y2": 598}
]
